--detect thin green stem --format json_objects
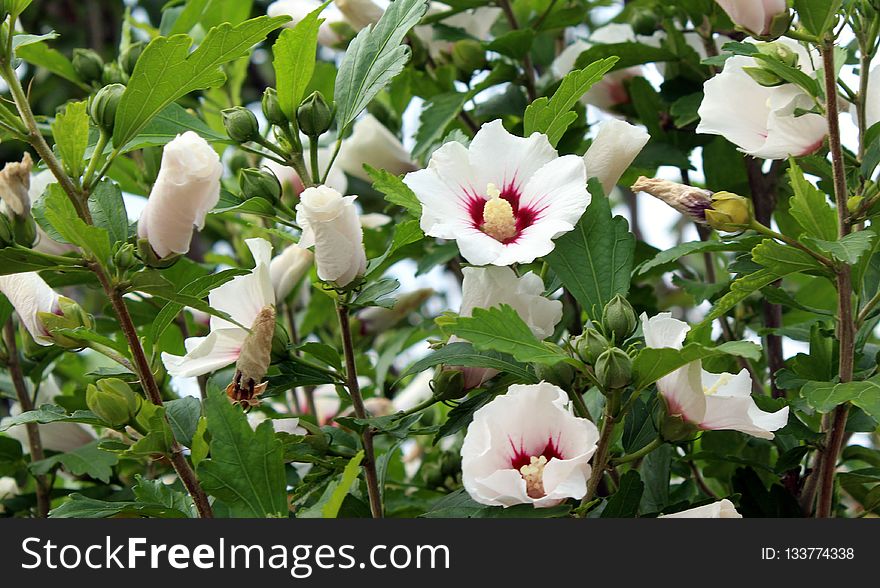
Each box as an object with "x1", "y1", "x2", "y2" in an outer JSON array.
[
  {"x1": 322, "y1": 138, "x2": 343, "y2": 185},
  {"x1": 82, "y1": 130, "x2": 108, "y2": 189},
  {"x1": 612, "y1": 437, "x2": 663, "y2": 465},
  {"x1": 749, "y1": 220, "x2": 835, "y2": 268},
  {"x1": 580, "y1": 395, "x2": 618, "y2": 509},
  {"x1": 309, "y1": 135, "x2": 321, "y2": 188}
]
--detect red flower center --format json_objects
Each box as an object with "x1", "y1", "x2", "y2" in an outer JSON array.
[{"x1": 464, "y1": 182, "x2": 542, "y2": 244}]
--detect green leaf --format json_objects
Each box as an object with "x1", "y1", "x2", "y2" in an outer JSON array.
[
  {"x1": 128, "y1": 403, "x2": 175, "y2": 456},
  {"x1": 114, "y1": 103, "x2": 227, "y2": 154},
  {"x1": 165, "y1": 397, "x2": 202, "y2": 447},
  {"x1": 442, "y1": 304, "x2": 568, "y2": 366},
  {"x1": 197, "y1": 388, "x2": 288, "y2": 518},
  {"x1": 132, "y1": 474, "x2": 196, "y2": 517},
  {"x1": 523, "y1": 57, "x2": 618, "y2": 147},
  {"x1": 323, "y1": 450, "x2": 364, "y2": 518},
  {"x1": 802, "y1": 232, "x2": 875, "y2": 265},
  {"x1": 787, "y1": 160, "x2": 837, "y2": 241},
  {"x1": 351, "y1": 277, "x2": 400, "y2": 308},
  {"x1": 366, "y1": 219, "x2": 423, "y2": 275},
  {"x1": 401, "y1": 341, "x2": 538, "y2": 384},
  {"x1": 44, "y1": 184, "x2": 112, "y2": 265},
  {"x1": 16, "y1": 39, "x2": 84, "y2": 87},
  {"x1": 632, "y1": 341, "x2": 762, "y2": 390},
  {"x1": 334, "y1": 0, "x2": 429, "y2": 131},
  {"x1": 545, "y1": 182, "x2": 635, "y2": 319},
  {"x1": 802, "y1": 376, "x2": 880, "y2": 421},
  {"x1": 50, "y1": 494, "x2": 191, "y2": 519},
  {"x1": 484, "y1": 29, "x2": 534, "y2": 60},
  {"x1": 601, "y1": 470, "x2": 643, "y2": 518},
  {"x1": 637, "y1": 238, "x2": 756, "y2": 275},
  {"x1": 0, "y1": 247, "x2": 82, "y2": 275},
  {"x1": 366, "y1": 164, "x2": 422, "y2": 218},
  {"x1": 31, "y1": 440, "x2": 118, "y2": 483},
  {"x1": 412, "y1": 92, "x2": 469, "y2": 158},
  {"x1": 129, "y1": 270, "x2": 245, "y2": 329},
  {"x1": 573, "y1": 42, "x2": 677, "y2": 71},
  {"x1": 273, "y1": 2, "x2": 328, "y2": 119},
  {"x1": 50, "y1": 100, "x2": 89, "y2": 179},
  {"x1": 794, "y1": 0, "x2": 842, "y2": 37},
  {"x1": 88, "y1": 179, "x2": 129, "y2": 245},
  {"x1": 0, "y1": 405, "x2": 107, "y2": 431},
  {"x1": 113, "y1": 15, "x2": 289, "y2": 147}
]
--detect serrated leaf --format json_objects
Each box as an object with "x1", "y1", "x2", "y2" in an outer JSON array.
[
  {"x1": 637, "y1": 237, "x2": 757, "y2": 275},
  {"x1": 16, "y1": 38, "x2": 84, "y2": 87},
  {"x1": 273, "y1": 2, "x2": 328, "y2": 119},
  {"x1": 197, "y1": 388, "x2": 288, "y2": 518},
  {"x1": 632, "y1": 340, "x2": 762, "y2": 390},
  {"x1": 31, "y1": 440, "x2": 118, "y2": 483},
  {"x1": 0, "y1": 405, "x2": 107, "y2": 430},
  {"x1": 443, "y1": 304, "x2": 568, "y2": 366},
  {"x1": 803, "y1": 232, "x2": 875, "y2": 265},
  {"x1": 322, "y1": 450, "x2": 363, "y2": 518},
  {"x1": 113, "y1": 15, "x2": 289, "y2": 147},
  {"x1": 523, "y1": 57, "x2": 618, "y2": 146},
  {"x1": 401, "y1": 341, "x2": 538, "y2": 383},
  {"x1": 133, "y1": 474, "x2": 196, "y2": 517},
  {"x1": 44, "y1": 184, "x2": 112, "y2": 265},
  {"x1": 50, "y1": 100, "x2": 89, "y2": 179},
  {"x1": 88, "y1": 179, "x2": 129, "y2": 245},
  {"x1": 787, "y1": 160, "x2": 836, "y2": 241},
  {"x1": 545, "y1": 182, "x2": 635, "y2": 319},
  {"x1": 802, "y1": 376, "x2": 880, "y2": 420},
  {"x1": 601, "y1": 469, "x2": 643, "y2": 518},
  {"x1": 794, "y1": 0, "x2": 842, "y2": 37},
  {"x1": 334, "y1": 0, "x2": 428, "y2": 131},
  {"x1": 0, "y1": 247, "x2": 82, "y2": 275},
  {"x1": 366, "y1": 164, "x2": 422, "y2": 217},
  {"x1": 50, "y1": 493, "x2": 190, "y2": 519},
  {"x1": 412, "y1": 92, "x2": 469, "y2": 158}
]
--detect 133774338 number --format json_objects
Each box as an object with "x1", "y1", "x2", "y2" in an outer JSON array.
[{"x1": 761, "y1": 547, "x2": 855, "y2": 560}]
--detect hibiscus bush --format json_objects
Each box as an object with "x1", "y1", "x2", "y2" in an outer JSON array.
[{"x1": 0, "y1": 0, "x2": 878, "y2": 520}]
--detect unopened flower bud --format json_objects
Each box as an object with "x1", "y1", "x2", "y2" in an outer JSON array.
[
  {"x1": 262, "y1": 87, "x2": 287, "y2": 127},
  {"x1": 72, "y1": 49, "x2": 104, "y2": 85},
  {"x1": 0, "y1": 214, "x2": 14, "y2": 247},
  {"x1": 658, "y1": 408, "x2": 700, "y2": 442},
  {"x1": 602, "y1": 295, "x2": 637, "y2": 344},
  {"x1": 89, "y1": 83, "x2": 126, "y2": 134},
  {"x1": 240, "y1": 167, "x2": 282, "y2": 203},
  {"x1": 451, "y1": 39, "x2": 486, "y2": 73},
  {"x1": 629, "y1": 7, "x2": 657, "y2": 36},
  {"x1": 226, "y1": 305, "x2": 276, "y2": 408},
  {"x1": 534, "y1": 361, "x2": 575, "y2": 389},
  {"x1": 12, "y1": 213, "x2": 36, "y2": 247},
  {"x1": 119, "y1": 41, "x2": 145, "y2": 77},
  {"x1": 358, "y1": 288, "x2": 433, "y2": 335},
  {"x1": 432, "y1": 368, "x2": 466, "y2": 402},
  {"x1": 705, "y1": 192, "x2": 753, "y2": 232},
  {"x1": 574, "y1": 328, "x2": 609, "y2": 364},
  {"x1": 113, "y1": 242, "x2": 137, "y2": 272},
  {"x1": 632, "y1": 176, "x2": 713, "y2": 224},
  {"x1": 228, "y1": 150, "x2": 250, "y2": 177},
  {"x1": 595, "y1": 348, "x2": 632, "y2": 391},
  {"x1": 222, "y1": 107, "x2": 260, "y2": 143},
  {"x1": 757, "y1": 41, "x2": 799, "y2": 68},
  {"x1": 86, "y1": 378, "x2": 142, "y2": 427},
  {"x1": 847, "y1": 195, "x2": 864, "y2": 214},
  {"x1": 136, "y1": 237, "x2": 181, "y2": 268},
  {"x1": 101, "y1": 62, "x2": 126, "y2": 85},
  {"x1": 37, "y1": 295, "x2": 94, "y2": 349},
  {"x1": 297, "y1": 91, "x2": 333, "y2": 138}
]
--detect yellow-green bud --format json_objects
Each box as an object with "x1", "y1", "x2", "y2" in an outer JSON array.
[
  {"x1": 37, "y1": 296, "x2": 94, "y2": 349},
  {"x1": 296, "y1": 91, "x2": 333, "y2": 138},
  {"x1": 757, "y1": 41, "x2": 798, "y2": 67},
  {"x1": 72, "y1": 49, "x2": 104, "y2": 85},
  {"x1": 705, "y1": 191, "x2": 753, "y2": 232},
  {"x1": 847, "y1": 195, "x2": 864, "y2": 214},
  {"x1": 432, "y1": 368, "x2": 466, "y2": 402},
  {"x1": 240, "y1": 167, "x2": 282, "y2": 203},
  {"x1": 744, "y1": 42, "x2": 799, "y2": 86},
  {"x1": 602, "y1": 295, "x2": 637, "y2": 344},
  {"x1": 595, "y1": 348, "x2": 632, "y2": 391},
  {"x1": 86, "y1": 378, "x2": 142, "y2": 427},
  {"x1": 119, "y1": 41, "x2": 145, "y2": 77},
  {"x1": 89, "y1": 83, "x2": 125, "y2": 134},
  {"x1": 222, "y1": 107, "x2": 260, "y2": 143},
  {"x1": 113, "y1": 242, "x2": 137, "y2": 272},
  {"x1": 451, "y1": 39, "x2": 486, "y2": 73},
  {"x1": 12, "y1": 213, "x2": 36, "y2": 247},
  {"x1": 573, "y1": 328, "x2": 609, "y2": 364},
  {"x1": 262, "y1": 87, "x2": 287, "y2": 127},
  {"x1": 0, "y1": 213, "x2": 14, "y2": 247}
]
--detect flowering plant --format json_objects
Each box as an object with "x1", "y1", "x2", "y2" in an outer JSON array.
[{"x1": 0, "y1": 0, "x2": 877, "y2": 520}]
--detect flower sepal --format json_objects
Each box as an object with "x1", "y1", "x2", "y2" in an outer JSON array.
[
  {"x1": 136, "y1": 237, "x2": 181, "y2": 268},
  {"x1": 705, "y1": 192, "x2": 754, "y2": 232},
  {"x1": 432, "y1": 368, "x2": 466, "y2": 402},
  {"x1": 657, "y1": 401, "x2": 701, "y2": 442},
  {"x1": 37, "y1": 296, "x2": 93, "y2": 349}
]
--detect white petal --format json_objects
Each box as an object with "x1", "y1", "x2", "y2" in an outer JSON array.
[
  {"x1": 162, "y1": 328, "x2": 249, "y2": 378},
  {"x1": 209, "y1": 238, "x2": 275, "y2": 331},
  {"x1": 700, "y1": 395, "x2": 789, "y2": 439},
  {"x1": 469, "y1": 120, "x2": 558, "y2": 193},
  {"x1": 584, "y1": 119, "x2": 650, "y2": 194},
  {"x1": 660, "y1": 498, "x2": 742, "y2": 518},
  {"x1": 0, "y1": 272, "x2": 60, "y2": 345},
  {"x1": 336, "y1": 114, "x2": 416, "y2": 181},
  {"x1": 640, "y1": 312, "x2": 690, "y2": 350}
]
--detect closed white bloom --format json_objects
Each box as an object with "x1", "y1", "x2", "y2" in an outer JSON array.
[
  {"x1": 336, "y1": 115, "x2": 417, "y2": 181},
  {"x1": 265, "y1": 148, "x2": 348, "y2": 196},
  {"x1": 268, "y1": 0, "x2": 346, "y2": 46},
  {"x1": 715, "y1": 0, "x2": 787, "y2": 37},
  {"x1": 335, "y1": 0, "x2": 384, "y2": 30},
  {"x1": 660, "y1": 499, "x2": 742, "y2": 518},
  {"x1": 461, "y1": 382, "x2": 600, "y2": 508},
  {"x1": 296, "y1": 185, "x2": 367, "y2": 287},
  {"x1": 453, "y1": 266, "x2": 562, "y2": 389},
  {"x1": 162, "y1": 238, "x2": 275, "y2": 378},
  {"x1": 584, "y1": 119, "x2": 650, "y2": 194},
  {"x1": 641, "y1": 312, "x2": 789, "y2": 439},
  {"x1": 269, "y1": 242, "x2": 314, "y2": 301},
  {"x1": 0, "y1": 272, "x2": 61, "y2": 346},
  {"x1": 404, "y1": 120, "x2": 590, "y2": 266},
  {"x1": 4, "y1": 377, "x2": 95, "y2": 453},
  {"x1": 137, "y1": 132, "x2": 222, "y2": 258},
  {"x1": 696, "y1": 42, "x2": 827, "y2": 160},
  {"x1": 414, "y1": 3, "x2": 501, "y2": 58},
  {"x1": 852, "y1": 64, "x2": 880, "y2": 131}
]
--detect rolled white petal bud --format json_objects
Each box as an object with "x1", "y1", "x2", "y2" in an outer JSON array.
[{"x1": 584, "y1": 119, "x2": 650, "y2": 194}]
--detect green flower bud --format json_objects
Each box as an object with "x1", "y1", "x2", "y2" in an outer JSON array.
[
  {"x1": 11, "y1": 213, "x2": 36, "y2": 247},
  {"x1": 72, "y1": 49, "x2": 104, "y2": 85},
  {"x1": 847, "y1": 195, "x2": 864, "y2": 214},
  {"x1": 262, "y1": 87, "x2": 287, "y2": 127},
  {"x1": 86, "y1": 378, "x2": 142, "y2": 427},
  {"x1": 763, "y1": 10, "x2": 794, "y2": 41},
  {"x1": 113, "y1": 242, "x2": 137, "y2": 272},
  {"x1": 432, "y1": 368, "x2": 466, "y2": 402},
  {"x1": 89, "y1": 83, "x2": 126, "y2": 134},
  {"x1": 101, "y1": 62, "x2": 126, "y2": 85},
  {"x1": 37, "y1": 296, "x2": 94, "y2": 349},
  {"x1": 602, "y1": 295, "x2": 637, "y2": 344},
  {"x1": 756, "y1": 41, "x2": 799, "y2": 68},
  {"x1": 119, "y1": 41, "x2": 145, "y2": 77},
  {"x1": 228, "y1": 151, "x2": 250, "y2": 177},
  {"x1": 657, "y1": 409, "x2": 699, "y2": 442},
  {"x1": 573, "y1": 328, "x2": 609, "y2": 364},
  {"x1": 240, "y1": 167, "x2": 282, "y2": 203},
  {"x1": 742, "y1": 66, "x2": 785, "y2": 87},
  {"x1": 629, "y1": 7, "x2": 657, "y2": 36},
  {"x1": 0, "y1": 213, "x2": 14, "y2": 247},
  {"x1": 137, "y1": 237, "x2": 181, "y2": 268},
  {"x1": 296, "y1": 91, "x2": 333, "y2": 138},
  {"x1": 535, "y1": 361, "x2": 575, "y2": 389},
  {"x1": 222, "y1": 107, "x2": 260, "y2": 143},
  {"x1": 595, "y1": 348, "x2": 632, "y2": 391},
  {"x1": 705, "y1": 191, "x2": 753, "y2": 232},
  {"x1": 451, "y1": 39, "x2": 486, "y2": 73}
]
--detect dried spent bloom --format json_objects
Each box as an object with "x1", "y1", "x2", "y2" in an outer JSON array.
[
  {"x1": 226, "y1": 305, "x2": 277, "y2": 409},
  {"x1": 0, "y1": 152, "x2": 32, "y2": 216}
]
